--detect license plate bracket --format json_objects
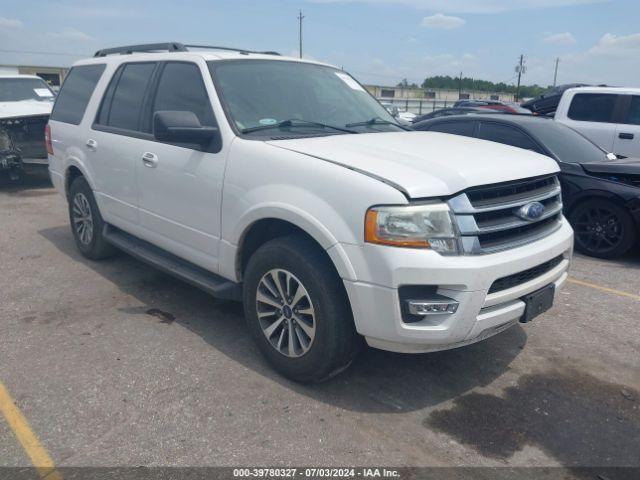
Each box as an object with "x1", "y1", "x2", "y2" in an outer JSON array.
[{"x1": 521, "y1": 283, "x2": 555, "y2": 323}]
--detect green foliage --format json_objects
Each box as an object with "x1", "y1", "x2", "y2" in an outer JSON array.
[
  {"x1": 397, "y1": 78, "x2": 419, "y2": 88},
  {"x1": 420, "y1": 75, "x2": 548, "y2": 98}
]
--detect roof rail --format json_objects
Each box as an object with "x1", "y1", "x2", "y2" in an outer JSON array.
[
  {"x1": 93, "y1": 42, "x2": 281, "y2": 57},
  {"x1": 184, "y1": 44, "x2": 281, "y2": 56},
  {"x1": 94, "y1": 42, "x2": 187, "y2": 57}
]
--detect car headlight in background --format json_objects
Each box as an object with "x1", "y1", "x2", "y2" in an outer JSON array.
[{"x1": 364, "y1": 203, "x2": 459, "y2": 253}]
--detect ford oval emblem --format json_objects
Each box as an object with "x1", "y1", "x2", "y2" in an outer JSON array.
[{"x1": 517, "y1": 201, "x2": 545, "y2": 221}]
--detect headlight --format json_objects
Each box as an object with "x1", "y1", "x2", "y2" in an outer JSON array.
[{"x1": 365, "y1": 203, "x2": 459, "y2": 253}]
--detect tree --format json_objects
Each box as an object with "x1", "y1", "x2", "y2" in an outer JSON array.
[{"x1": 419, "y1": 76, "x2": 547, "y2": 98}]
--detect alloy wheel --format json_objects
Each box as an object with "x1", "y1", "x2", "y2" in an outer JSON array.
[
  {"x1": 573, "y1": 206, "x2": 624, "y2": 255},
  {"x1": 255, "y1": 269, "x2": 316, "y2": 358},
  {"x1": 72, "y1": 192, "x2": 94, "y2": 245}
]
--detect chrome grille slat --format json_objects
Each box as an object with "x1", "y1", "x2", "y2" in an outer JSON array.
[
  {"x1": 448, "y1": 175, "x2": 563, "y2": 255},
  {"x1": 458, "y1": 200, "x2": 563, "y2": 235},
  {"x1": 449, "y1": 185, "x2": 561, "y2": 214}
]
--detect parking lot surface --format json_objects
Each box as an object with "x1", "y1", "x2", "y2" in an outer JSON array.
[{"x1": 1, "y1": 170, "x2": 639, "y2": 472}]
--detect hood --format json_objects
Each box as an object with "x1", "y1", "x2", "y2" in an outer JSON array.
[
  {"x1": 581, "y1": 157, "x2": 640, "y2": 175},
  {"x1": 0, "y1": 100, "x2": 53, "y2": 120},
  {"x1": 267, "y1": 132, "x2": 559, "y2": 198}
]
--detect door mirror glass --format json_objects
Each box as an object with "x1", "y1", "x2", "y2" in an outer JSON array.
[{"x1": 153, "y1": 110, "x2": 218, "y2": 145}]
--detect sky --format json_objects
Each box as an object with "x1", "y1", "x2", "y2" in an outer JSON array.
[{"x1": 1, "y1": 0, "x2": 639, "y2": 89}]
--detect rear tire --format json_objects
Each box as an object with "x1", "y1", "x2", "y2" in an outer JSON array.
[
  {"x1": 68, "y1": 176, "x2": 117, "y2": 260},
  {"x1": 569, "y1": 198, "x2": 637, "y2": 258},
  {"x1": 243, "y1": 235, "x2": 360, "y2": 383}
]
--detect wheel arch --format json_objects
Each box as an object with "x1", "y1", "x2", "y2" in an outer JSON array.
[
  {"x1": 63, "y1": 161, "x2": 95, "y2": 200},
  {"x1": 564, "y1": 189, "x2": 629, "y2": 217},
  {"x1": 227, "y1": 210, "x2": 358, "y2": 284}
]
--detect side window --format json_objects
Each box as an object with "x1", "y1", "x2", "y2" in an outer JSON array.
[
  {"x1": 624, "y1": 96, "x2": 640, "y2": 125},
  {"x1": 568, "y1": 93, "x2": 617, "y2": 123},
  {"x1": 50, "y1": 64, "x2": 105, "y2": 125},
  {"x1": 426, "y1": 121, "x2": 476, "y2": 137},
  {"x1": 151, "y1": 62, "x2": 215, "y2": 129},
  {"x1": 97, "y1": 62, "x2": 156, "y2": 131},
  {"x1": 479, "y1": 123, "x2": 542, "y2": 152}
]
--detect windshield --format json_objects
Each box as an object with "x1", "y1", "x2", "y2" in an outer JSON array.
[
  {"x1": 0, "y1": 77, "x2": 55, "y2": 102},
  {"x1": 531, "y1": 121, "x2": 609, "y2": 164},
  {"x1": 209, "y1": 60, "x2": 401, "y2": 136}
]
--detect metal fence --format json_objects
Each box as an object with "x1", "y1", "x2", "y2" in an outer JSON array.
[{"x1": 376, "y1": 98, "x2": 456, "y2": 115}]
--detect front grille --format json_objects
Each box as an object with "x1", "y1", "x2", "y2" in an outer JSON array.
[
  {"x1": 488, "y1": 255, "x2": 564, "y2": 294},
  {"x1": 448, "y1": 174, "x2": 563, "y2": 254}
]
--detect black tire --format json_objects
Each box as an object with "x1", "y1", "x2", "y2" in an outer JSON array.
[
  {"x1": 243, "y1": 235, "x2": 360, "y2": 383},
  {"x1": 569, "y1": 198, "x2": 637, "y2": 258},
  {"x1": 68, "y1": 176, "x2": 117, "y2": 260}
]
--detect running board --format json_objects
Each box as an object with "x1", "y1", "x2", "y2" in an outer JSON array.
[{"x1": 103, "y1": 224, "x2": 242, "y2": 301}]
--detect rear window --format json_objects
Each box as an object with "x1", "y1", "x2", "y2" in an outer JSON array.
[
  {"x1": 97, "y1": 62, "x2": 156, "y2": 131},
  {"x1": 424, "y1": 121, "x2": 476, "y2": 137},
  {"x1": 479, "y1": 122, "x2": 542, "y2": 153},
  {"x1": 568, "y1": 93, "x2": 617, "y2": 123},
  {"x1": 50, "y1": 64, "x2": 105, "y2": 125}
]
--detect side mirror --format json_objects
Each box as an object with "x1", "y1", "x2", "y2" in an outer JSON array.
[
  {"x1": 391, "y1": 106, "x2": 399, "y2": 117},
  {"x1": 153, "y1": 111, "x2": 218, "y2": 145}
]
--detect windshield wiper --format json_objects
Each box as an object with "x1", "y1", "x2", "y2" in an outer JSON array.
[
  {"x1": 241, "y1": 118, "x2": 358, "y2": 134},
  {"x1": 345, "y1": 118, "x2": 409, "y2": 130}
]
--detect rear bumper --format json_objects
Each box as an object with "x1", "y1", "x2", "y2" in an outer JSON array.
[{"x1": 341, "y1": 218, "x2": 574, "y2": 353}]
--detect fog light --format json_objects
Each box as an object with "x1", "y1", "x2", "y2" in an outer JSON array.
[{"x1": 407, "y1": 299, "x2": 459, "y2": 315}]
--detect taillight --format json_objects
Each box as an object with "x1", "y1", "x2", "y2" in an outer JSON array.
[{"x1": 45, "y1": 123, "x2": 54, "y2": 155}]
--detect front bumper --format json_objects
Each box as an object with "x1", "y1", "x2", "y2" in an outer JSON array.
[{"x1": 341, "y1": 218, "x2": 574, "y2": 353}]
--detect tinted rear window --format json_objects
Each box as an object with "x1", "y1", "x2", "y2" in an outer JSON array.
[
  {"x1": 424, "y1": 121, "x2": 476, "y2": 137},
  {"x1": 479, "y1": 122, "x2": 542, "y2": 153},
  {"x1": 50, "y1": 64, "x2": 105, "y2": 124},
  {"x1": 568, "y1": 93, "x2": 617, "y2": 123},
  {"x1": 100, "y1": 62, "x2": 156, "y2": 131}
]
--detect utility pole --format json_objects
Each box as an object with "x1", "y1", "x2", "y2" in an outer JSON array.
[
  {"x1": 553, "y1": 57, "x2": 560, "y2": 87},
  {"x1": 515, "y1": 54, "x2": 526, "y2": 102},
  {"x1": 297, "y1": 10, "x2": 305, "y2": 59},
  {"x1": 458, "y1": 71, "x2": 463, "y2": 98}
]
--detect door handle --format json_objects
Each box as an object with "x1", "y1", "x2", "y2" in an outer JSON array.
[
  {"x1": 619, "y1": 132, "x2": 634, "y2": 140},
  {"x1": 141, "y1": 152, "x2": 158, "y2": 168},
  {"x1": 86, "y1": 139, "x2": 98, "y2": 150}
]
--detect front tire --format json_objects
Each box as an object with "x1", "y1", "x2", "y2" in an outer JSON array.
[
  {"x1": 569, "y1": 198, "x2": 637, "y2": 258},
  {"x1": 243, "y1": 235, "x2": 359, "y2": 383},
  {"x1": 68, "y1": 176, "x2": 117, "y2": 260}
]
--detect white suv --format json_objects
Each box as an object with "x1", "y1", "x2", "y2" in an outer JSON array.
[{"x1": 47, "y1": 43, "x2": 573, "y2": 382}]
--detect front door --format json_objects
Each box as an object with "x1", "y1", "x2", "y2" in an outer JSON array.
[{"x1": 135, "y1": 61, "x2": 226, "y2": 273}]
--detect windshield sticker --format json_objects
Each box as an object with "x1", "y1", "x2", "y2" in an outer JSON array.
[
  {"x1": 33, "y1": 88, "x2": 54, "y2": 97},
  {"x1": 335, "y1": 72, "x2": 365, "y2": 92},
  {"x1": 259, "y1": 118, "x2": 278, "y2": 126}
]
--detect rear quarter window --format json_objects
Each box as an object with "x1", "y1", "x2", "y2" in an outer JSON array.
[{"x1": 50, "y1": 64, "x2": 106, "y2": 125}]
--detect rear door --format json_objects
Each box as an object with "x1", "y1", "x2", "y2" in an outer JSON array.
[
  {"x1": 613, "y1": 95, "x2": 640, "y2": 158},
  {"x1": 559, "y1": 92, "x2": 621, "y2": 152},
  {"x1": 91, "y1": 61, "x2": 158, "y2": 230}
]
